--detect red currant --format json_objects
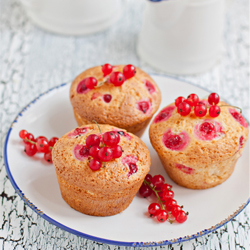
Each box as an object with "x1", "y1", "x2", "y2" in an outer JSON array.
[
  {"x1": 171, "y1": 205, "x2": 183, "y2": 218},
  {"x1": 239, "y1": 136, "x2": 244, "y2": 147},
  {"x1": 165, "y1": 198, "x2": 177, "y2": 211},
  {"x1": 23, "y1": 133, "x2": 35, "y2": 144},
  {"x1": 139, "y1": 184, "x2": 153, "y2": 198},
  {"x1": 128, "y1": 163, "x2": 138, "y2": 176},
  {"x1": 208, "y1": 93, "x2": 220, "y2": 105},
  {"x1": 89, "y1": 146, "x2": 100, "y2": 158},
  {"x1": 85, "y1": 77, "x2": 98, "y2": 89},
  {"x1": 200, "y1": 122, "x2": 215, "y2": 134},
  {"x1": 36, "y1": 138, "x2": 50, "y2": 153},
  {"x1": 49, "y1": 137, "x2": 59, "y2": 147},
  {"x1": 123, "y1": 64, "x2": 136, "y2": 79},
  {"x1": 145, "y1": 174, "x2": 152, "y2": 183},
  {"x1": 162, "y1": 189, "x2": 174, "y2": 200},
  {"x1": 103, "y1": 94, "x2": 112, "y2": 103},
  {"x1": 111, "y1": 145, "x2": 123, "y2": 158},
  {"x1": 151, "y1": 175, "x2": 165, "y2": 188},
  {"x1": 98, "y1": 147, "x2": 113, "y2": 162},
  {"x1": 175, "y1": 96, "x2": 185, "y2": 107},
  {"x1": 194, "y1": 104, "x2": 207, "y2": 117},
  {"x1": 178, "y1": 102, "x2": 191, "y2": 116},
  {"x1": 157, "y1": 190, "x2": 164, "y2": 200},
  {"x1": 161, "y1": 183, "x2": 172, "y2": 192},
  {"x1": 145, "y1": 80, "x2": 155, "y2": 93},
  {"x1": 89, "y1": 159, "x2": 102, "y2": 171},
  {"x1": 138, "y1": 101, "x2": 150, "y2": 114},
  {"x1": 110, "y1": 72, "x2": 125, "y2": 86},
  {"x1": 155, "y1": 112, "x2": 168, "y2": 123},
  {"x1": 36, "y1": 136, "x2": 47, "y2": 141},
  {"x1": 103, "y1": 131, "x2": 120, "y2": 147},
  {"x1": 209, "y1": 105, "x2": 221, "y2": 117},
  {"x1": 229, "y1": 109, "x2": 247, "y2": 127},
  {"x1": 86, "y1": 134, "x2": 101, "y2": 148},
  {"x1": 102, "y1": 63, "x2": 113, "y2": 76},
  {"x1": 186, "y1": 94, "x2": 199, "y2": 106},
  {"x1": 196, "y1": 101, "x2": 207, "y2": 106},
  {"x1": 175, "y1": 210, "x2": 187, "y2": 223},
  {"x1": 156, "y1": 209, "x2": 169, "y2": 222},
  {"x1": 77, "y1": 79, "x2": 88, "y2": 93},
  {"x1": 74, "y1": 127, "x2": 87, "y2": 135},
  {"x1": 19, "y1": 130, "x2": 28, "y2": 139},
  {"x1": 79, "y1": 145, "x2": 90, "y2": 157},
  {"x1": 24, "y1": 143, "x2": 37, "y2": 156},
  {"x1": 44, "y1": 151, "x2": 52, "y2": 163},
  {"x1": 148, "y1": 203, "x2": 161, "y2": 216}
]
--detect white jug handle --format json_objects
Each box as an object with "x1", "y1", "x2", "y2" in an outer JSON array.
[{"x1": 147, "y1": 0, "x2": 190, "y2": 29}]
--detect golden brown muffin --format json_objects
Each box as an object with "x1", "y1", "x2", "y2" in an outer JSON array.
[
  {"x1": 70, "y1": 65, "x2": 161, "y2": 137},
  {"x1": 149, "y1": 101, "x2": 249, "y2": 189},
  {"x1": 52, "y1": 124, "x2": 151, "y2": 216}
]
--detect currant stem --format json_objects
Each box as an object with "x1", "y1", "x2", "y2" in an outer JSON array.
[
  {"x1": 143, "y1": 180, "x2": 164, "y2": 210},
  {"x1": 204, "y1": 104, "x2": 242, "y2": 114},
  {"x1": 97, "y1": 76, "x2": 109, "y2": 88},
  {"x1": 24, "y1": 138, "x2": 36, "y2": 145},
  {"x1": 92, "y1": 120, "x2": 103, "y2": 138},
  {"x1": 219, "y1": 105, "x2": 242, "y2": 113},
  {"x1": 24, "y1": 138, "x2": 53, "y2": 150}
]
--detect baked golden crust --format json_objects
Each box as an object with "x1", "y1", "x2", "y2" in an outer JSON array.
[
  {"x1": 57, "y1": 175, "x2": 142, "y2": 216},
  {"x1": 149, "y1": 101, "x2": 249, "y2": 189},
  {"x1": 70, "y1": 65, "x2": 161, "y2": 135},
  {"x1": 52, "y1": 124, "x2": 151, "y2": 216}
]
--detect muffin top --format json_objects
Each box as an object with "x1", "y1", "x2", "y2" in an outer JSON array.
[
  {"x1": 52, "y1": 124, "x2": 151, "y2": 193},
  {"x1": 70, "y1": 65, "x2": 161, "y2": 128},
  {"x1": 149, "y1": 101, "x2": 249, "y2": 166}
]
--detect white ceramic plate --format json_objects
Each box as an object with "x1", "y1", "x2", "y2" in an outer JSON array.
[{"x1": 4, "y1": 75, "x2": 249, "y2": 247}]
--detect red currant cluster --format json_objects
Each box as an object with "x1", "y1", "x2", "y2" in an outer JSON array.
[
  {"x1": 139, "y1": 174, "x2": 188, "y2": 223},
  {"x1": 83, "y1": 64, "x2": 136, "y2": 90},
  {"x1": 19, "y1": 130, "x2": 58, "y2": 163},
  {"x1": 175, "y1": 92, "x2": 221, "y2": 118},
  {"x1": 85, "y1": 126, "x2": 123, "y2": 171},
  {"x1": 102, "y1": 64, "x2": 136, "y2": 85}
]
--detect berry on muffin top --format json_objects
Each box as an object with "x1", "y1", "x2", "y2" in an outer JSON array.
[
  {"x1": 70, "y1": 64, "x2": 161, "y2": 130},
  {"x1": 52, "y1": 124, "x2": 151, "y2": 191},
  {"x1": 150, "y1": 93, "x2": 249, "y2": 166}
]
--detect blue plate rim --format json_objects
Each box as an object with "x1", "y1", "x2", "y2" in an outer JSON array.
[{"x1": 3, "y1": 74, "x2": 250, "y2": 247}]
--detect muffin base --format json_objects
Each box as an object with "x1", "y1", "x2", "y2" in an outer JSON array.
[
  {"x1": 159, "y1": 153, "x2": 240, "y2": 189},
  {"x1": 73, "y1": 109, "x2": 151, "y2": 138},
  {"x1": 56, "y1": 175, "x2": 143, "y2": 216}
]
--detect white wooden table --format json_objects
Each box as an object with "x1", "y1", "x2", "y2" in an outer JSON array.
[{"x1": 0, "y1": 0, "x2": 249, "y2": 249}]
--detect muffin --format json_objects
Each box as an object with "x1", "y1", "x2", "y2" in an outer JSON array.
[
  {"x1": 52, "y1": 124, "x2": 151, "y2": 216},
  {"x1": 70, "y1": 64, "x2": 161, "y2": 137},
  {"x1": 149, "y1": 100, "x2": 249, "y2": 189}
]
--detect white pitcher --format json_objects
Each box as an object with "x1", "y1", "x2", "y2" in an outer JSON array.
[
  {"x1": 20, "y1": 0, "x2": 122, "y2": 35},
  {"x1": 137, "y1": 0, "x2": 226, "y2": 75}
]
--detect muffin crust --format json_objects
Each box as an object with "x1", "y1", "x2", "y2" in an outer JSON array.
[
  {"x1": 149, "y1": 101, "x2": 249, "y2": 189},
  {"x1": 52, "y1": 124, "x2": 151, "y2": 216},
  {"x1": 70, "y1": 65, "x2": 161, "y2": 136}
]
